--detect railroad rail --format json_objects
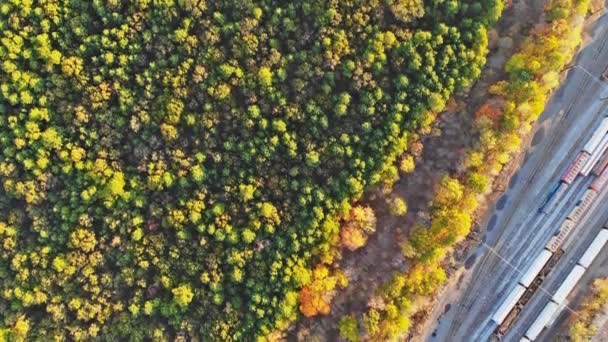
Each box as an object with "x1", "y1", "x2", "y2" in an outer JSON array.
[{"x1": 490, "y1": 116, "x2": 608, "y2": 340}]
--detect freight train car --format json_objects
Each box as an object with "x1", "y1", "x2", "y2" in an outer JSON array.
[
  {"x1": 492, "y1": 284, "x2": 527, "y2": 326},
  {"x1": 590, "y1": 164, "x2": 608, "y2": 193},
  {"x1": 591, "y1": 149, "x2": 608, "y2": 176},
  {"x1": 561, "y1": 151, "x2": 590, "y2": 184},
  {"x1": 492, "y1": 117, "x2": 608, "y2": 340},
  {"x1": 519, "y1": 250, "x2": 553, "y2": 288},
  {"x1": 567, "y1": 189, "x2": 598, "y2": 223},
  {"x1": 539, "y1": 182, "x2": 568, "y2": 214},
  {"x1": 520, "y1": 301, "x2": 559, "y2": 342},
  {"x1": 582, "y1": 117, "x2": 608, "y2": 155},
  {"x1": 582, "y1": 134, "x2": 608, "y2": 176},
  {"x1": 545, "y1": 219, "x2": 576, "y2": 253},
  {"x1": 491, "y1": 250, "x2": 563, "y2": 338},
  {"x1": 522, "y1": 226, "x2": 608, "y2": 341}
]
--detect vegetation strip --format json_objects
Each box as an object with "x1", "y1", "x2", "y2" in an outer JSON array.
[{"x1": 337, "y1": 0, "x2": 591, "y2": 340}]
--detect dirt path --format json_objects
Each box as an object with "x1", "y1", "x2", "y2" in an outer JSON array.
[{"x1": 291, "y1": 0, "x2": 548, "y2": 340}]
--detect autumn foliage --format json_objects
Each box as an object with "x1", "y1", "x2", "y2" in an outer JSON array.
[
  {"x1": 568, "y1": 277, "x2": 608, "y2": 341},
  {"x1": 0, "y1": 0, "x2": 504, "y2": 339},
  {"x1": 299, "y1": 266, "x2": 348, "y2": 318},
  {"x1": 340, "y1": 206, "x2": 377, "y2": 251},
  {"x1": 341, "y1": 226, "x2": 370, "y2": 251},
  {"x1": 475, "y1": 100, "x2": 504, "y2": 125},
  {"x1": 357, "y1": 0, "x2": 590, "y2": 339}
]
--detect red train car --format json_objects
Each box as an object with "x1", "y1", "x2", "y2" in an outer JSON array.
[
  {"x1": 590, "y1": 165, "x2": 608, "y2": 192},
  {"x1": 561, "y1": 151, "x2": 590, "y2": 184},
  {"x1": 591, "y1": 150, "x2": 608, "y2": 176}
]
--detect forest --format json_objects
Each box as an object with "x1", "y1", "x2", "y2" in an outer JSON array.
[{"x1": 0, "y1": 0, "x2": 500, "y2": 340}]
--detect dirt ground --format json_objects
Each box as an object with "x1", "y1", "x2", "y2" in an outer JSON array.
[{"x1": 291, "y1": 0, "x2": 550, "y2": 340}]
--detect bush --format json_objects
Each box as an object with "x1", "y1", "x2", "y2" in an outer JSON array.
[
  {"x1": 338, "y1": 315, "x2": 360, "y2": 342},
  {"x1": 389, "y1": 197, "x2": 408, "y2": 216},
  {"x1": 399, "y1": 155, "x2": 416, "y2": 174}
]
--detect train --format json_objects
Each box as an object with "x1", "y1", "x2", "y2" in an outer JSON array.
[
  {"x1": 490, "y1": 116, "x2": 608, "y2": 340},
  {"x1": 539, "y1": 116, "x2": 608, "y2": 214},
  {"x1": 491, "y1": 249, "x2": 563, "y2": 338},
  {"x1": 521, "y1": 226, "x2": 608, "y2": 341}
]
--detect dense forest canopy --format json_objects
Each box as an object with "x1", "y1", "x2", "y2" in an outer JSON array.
[{"x1": 0, "y1": 0, "x2": 500, "y2": 340}]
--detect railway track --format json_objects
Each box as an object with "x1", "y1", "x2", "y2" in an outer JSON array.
[
  {"x1": 448, "y1": 72, "x2": 608, "y2": 340},
  {"x1": 451, "y1": 74, "x2": 599, "y2": 325},
  {"x1": 593, "y1": 25, "x2": 608, "y2": 60},
  {"x1": 505, "y1": 202, "x2": 608, "y2": 341},
  {"x1": 441, "y1": 15, "x2": 608, "y2": 340},
  {"x1": 492, "y1": 169, "x2": 608, "y2": 340},
  {"x1": 485, "y1": 128, "x2": 608, "y2": 340}
]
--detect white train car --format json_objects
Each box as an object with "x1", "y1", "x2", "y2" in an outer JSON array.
[
  {"x1": 547, "y1": 301, "x2": 568, "y2": 327},
  {"x1": 492, "y1": 284, "x2": 527, "y2": 325},
  {"x1": 578, "y1": 229, "x2": 608, "y2": 268},
  {"x1": 519, "y1": 250, "x2": 553, "y2": 288},
  {"x1": 581, "y1": 134, "x2": 608, "y2": 176},
  {"x1": 552, "y1": 265, "x2": 586, "y2": 304},
  {"x1": 522, "y1": 301, "x2": 559, "y2": 341},
  {"x1": 582, "y1": 117, "x2": 608, "y2": 154}
]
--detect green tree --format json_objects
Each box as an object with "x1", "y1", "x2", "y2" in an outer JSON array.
[
  {"x1": 388, "y1": 0, "x2": 425, "y2": 23},
  {"x1": 389, "y1": 197, "x2": 408, "y2": 216},
  {"x1": 172, "y1": 284, "x2": 194, "y2": 308},
  {"x1": 363, "y1": 309, "x2": 381, "y2": 336},
  {"x1": 258, "y1": 67, "x2": 273, "y2": 88},
  {"x1": 399, "y1": 155, "x2": 415, "y2": 174},
  {"x1": 339, "y1": 315, "x2": 360, "y2": 342}
]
